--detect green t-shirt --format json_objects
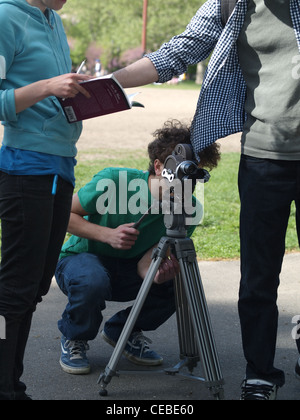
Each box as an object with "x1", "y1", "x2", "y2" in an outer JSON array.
[{"x1": 60, "y1": 168, "x2": 197, "y2": 260}]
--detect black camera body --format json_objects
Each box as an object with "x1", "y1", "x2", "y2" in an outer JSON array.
[
  {"x1": 161, "y1": 144, "x2": 210, "y2": 236},
  {"x1": 162, "y1": 143, "x2": 210, "y2": 188}
]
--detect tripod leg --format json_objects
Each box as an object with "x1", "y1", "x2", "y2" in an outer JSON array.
[
  {"x1": 174, "y1": 274, "x2": 199, "y2": 371},
  {"x1": 98, "y1": 238, "x2": 171, "y2": 396},
  {"x1": 175, "y1": 239, "x2": 225, "y2": 400}
]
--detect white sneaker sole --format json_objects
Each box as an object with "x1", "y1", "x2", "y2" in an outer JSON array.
[{"x1": 59, "y1": 359, "x2": 91, "y2": 375}]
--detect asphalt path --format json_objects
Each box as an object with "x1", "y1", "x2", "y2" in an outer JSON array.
[{"x1": 23, "y1": 253, "x2": 300, "y2": 401}]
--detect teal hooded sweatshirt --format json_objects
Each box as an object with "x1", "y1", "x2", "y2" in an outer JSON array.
[{"x1": 0, "y1": 0, "x2": 82, "y2": 157}]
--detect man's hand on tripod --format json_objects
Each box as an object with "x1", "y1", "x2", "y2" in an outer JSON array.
[
  {"x1": 137, "y1": 247, "x2": 180, "y2": 285},
  {"x1": 154, "y1": 254, "x2": 180, "y2": 284}
]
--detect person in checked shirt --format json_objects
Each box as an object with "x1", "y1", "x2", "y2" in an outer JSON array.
[{"x1": 114, "y1": 0, "x2": 300, "y2": 400}]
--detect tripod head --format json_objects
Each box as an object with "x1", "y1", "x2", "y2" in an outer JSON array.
[{"x1": 161, "y1": 144, "x2": 210, "y2": 237}]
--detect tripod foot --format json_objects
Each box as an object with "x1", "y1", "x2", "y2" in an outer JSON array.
[
  {"x1": 98, "y1": 369, "x2": 117, "y2": 397},
  {"x1": 211, "y1": 387, "x2": 225, "y2": 401},
  {"x1": 99, "y1": 388, "x2": 108, "y2": 397}
]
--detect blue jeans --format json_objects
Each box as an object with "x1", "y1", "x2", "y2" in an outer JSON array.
[
  {"x1": 238, "y1": 155, "x2": 300, "y2": 387},
  {"x1": 55, "y1": 253, "x2": 176, "y2": 342}
]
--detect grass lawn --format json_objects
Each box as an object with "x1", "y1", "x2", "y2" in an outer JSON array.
[{"x1": 75, "y1": 151, "x2": 300, "y2": 261}]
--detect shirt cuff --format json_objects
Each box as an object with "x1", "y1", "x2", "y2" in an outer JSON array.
[
  {"x1": 0, "y1": 88, "x2": 17, "y2": 122},
  {"x1": 145, "y1": 52, "x2": 175, "y2": 84}
]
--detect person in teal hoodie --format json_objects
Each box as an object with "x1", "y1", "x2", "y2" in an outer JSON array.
[{"x1": 0, "y1": 0, "x2": 91, "y2": 400}]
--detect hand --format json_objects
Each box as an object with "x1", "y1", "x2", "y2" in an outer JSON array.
[
  {"x1": 154, "y1": 254, "x2": 180, "y2": 285},
  {"x1": 106, "y1": 223, "x2": 139, "y2": 250},
  {"x1": 14, "y1": 73, "x2": 93, "y2": 114},
  {"x1": 46, "y1": 73, "x2": 92, "y2": 99}
]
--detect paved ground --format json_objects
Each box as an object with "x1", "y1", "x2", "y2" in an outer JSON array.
[{"x1": 23, "y1": 253, "x2": 300, "y2": 401}]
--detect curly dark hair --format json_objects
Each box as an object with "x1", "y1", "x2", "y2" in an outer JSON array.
[{"x1": 148, "y1": 120, "x2": 221, "y2": 175}]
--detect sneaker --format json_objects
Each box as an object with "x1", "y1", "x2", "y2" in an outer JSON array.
[
  {"x1": 241, "y1": 379, "x2": 278, "y2": 400},
  {"x1": 60, "y1": 337, "x2": 91, "y2": 375},
  {"x1": 101, "y1": 329, "x2": 163, "y2": 367},
  {"x1": 295, "y1": 357, "x2": 300, "y2": 380}
]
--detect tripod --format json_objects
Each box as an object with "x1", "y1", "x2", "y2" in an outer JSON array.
[{"x1": 97, "y1": 207, "x2": 225, "y2": 400}]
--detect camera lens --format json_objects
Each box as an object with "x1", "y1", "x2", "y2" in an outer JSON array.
[{"x1": 182, "y1": 162, "x2": 196, "y2": 175}]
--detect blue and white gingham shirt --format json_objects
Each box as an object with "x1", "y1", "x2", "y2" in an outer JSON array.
[{"x1": 146, "y1": 0, "x2": 300, "y2": 157}]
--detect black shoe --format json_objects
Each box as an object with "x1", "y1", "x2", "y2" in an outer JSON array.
[
  {"x1": 14, "y1": 382, "x2": 32, "y2": 400},
  {"x1": 295, "y1": 357, "x2": 300, "y2": 380},
  {"x1": 15, "y1": 392, "x2": 32, "y2": 400},
  {"x1": 241, "y1": 379, "x2": 278, "y2": 400}
]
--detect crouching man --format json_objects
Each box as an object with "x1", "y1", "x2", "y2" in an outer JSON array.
[{"x1": 55, "y1": 120, "x2": 220, "y2": 374}]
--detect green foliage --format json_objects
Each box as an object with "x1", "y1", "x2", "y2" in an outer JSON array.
[
  {"x1": 144, "y1": 0, "x2": 202, "y2": 49},
  {"x1": 60, "y1": 0, "x2": 205, "y2": 67}
]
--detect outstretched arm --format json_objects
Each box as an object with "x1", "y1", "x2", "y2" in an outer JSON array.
[{"x1": 114, "y1": 57, "x2": 159, "y2": 89}]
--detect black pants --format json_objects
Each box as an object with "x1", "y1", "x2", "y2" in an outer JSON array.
[
  {"x1": 0, "y1": 173, "x2": 73, "y2": 400},
  {"x1": 238, "y1": 155, "x2": 300, "y2": 387}
]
